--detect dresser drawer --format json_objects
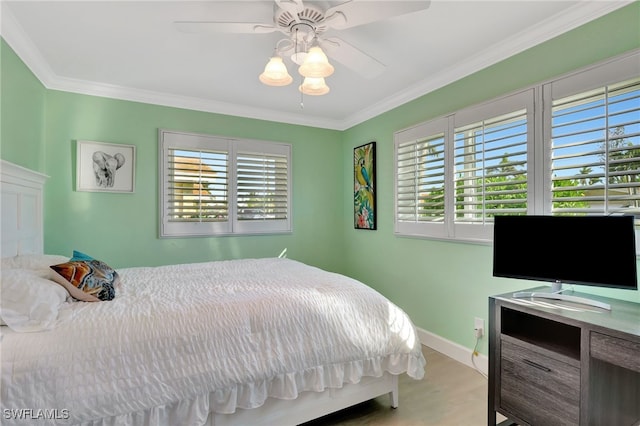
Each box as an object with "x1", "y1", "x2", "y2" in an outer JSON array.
[
  {"x1": 591, "y1": 332, "x2": 640, "y2": 373},
  {"x1": 500, "y1": 339, "x2": 580, "y2": 426}
]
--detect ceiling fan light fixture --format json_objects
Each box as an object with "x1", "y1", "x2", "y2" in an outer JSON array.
[
  {"x1": 259, "y1": 56, "x2": 293, "y2": 86},
  {"x1": 290, "y1": 51, "x2": 307, "y2": 66},
  {"x1": 299, "y1": 77, "x2": 330, "y2": 96},
  {"x1": 298, "y1": 46, "x2": 334, "y2": 78}
]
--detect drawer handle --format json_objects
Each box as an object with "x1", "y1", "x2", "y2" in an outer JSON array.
[{"x1": 522, "y1": 358, "x2": 552, "y2": 372}]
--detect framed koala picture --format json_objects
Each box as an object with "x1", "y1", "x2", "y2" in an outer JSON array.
[{"x1": 76, "y1": 140, "x2": 136, "y2": 193}]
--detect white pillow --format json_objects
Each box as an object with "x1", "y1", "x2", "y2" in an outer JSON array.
[
  {"x1": 0, "y1": 269, "x2": 69, "y2": 332},
  {"x1": 1, "y1": 254, "x2": 69, "y2": 271}
]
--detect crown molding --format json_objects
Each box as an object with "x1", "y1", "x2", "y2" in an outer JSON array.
[
  {"x1": 1, "y1": 1, "x2": 632, "y2": 131},
  {"x1": 342, "y1": 0, "x2": 634, "y2": 129}
]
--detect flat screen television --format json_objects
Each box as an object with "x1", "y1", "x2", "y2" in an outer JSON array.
[{"x1": 492, "y1": 215, "x2": 638, "y2": 310}]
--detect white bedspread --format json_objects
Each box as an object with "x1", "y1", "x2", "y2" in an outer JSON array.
[{"x1": 1, "y1": 258, "x2": 425, "y2": 425}]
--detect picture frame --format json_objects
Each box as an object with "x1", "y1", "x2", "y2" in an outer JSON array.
[
  {"x1": 354, "y1": 141, "x2": 376, "y2": 230},
  {"x1": 76, "y1": 140, "x2": 136, "y2": 193}
]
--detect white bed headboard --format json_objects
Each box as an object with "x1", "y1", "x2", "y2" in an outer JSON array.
[{"x1": 1, "y1": 160, "x2": 49, "y2": 257}]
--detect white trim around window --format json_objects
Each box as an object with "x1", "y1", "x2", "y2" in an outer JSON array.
[
  {"x1": 394, "y1": 49, "x2": 640, "y2": 244},
  {"x1": 159, "y1": 129, "x2": 292, "y2": 237}
]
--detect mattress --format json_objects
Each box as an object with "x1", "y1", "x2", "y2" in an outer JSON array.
[{"x1": 1, "y1": 258, "x2": 425, "y2": 425}]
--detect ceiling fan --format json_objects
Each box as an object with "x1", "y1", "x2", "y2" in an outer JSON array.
[{"x1": 175, "y1": 0, "x2": 431, "y2": 90}]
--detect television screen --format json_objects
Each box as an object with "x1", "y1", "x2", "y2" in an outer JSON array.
[{"x1": 492, "y1": 215, "x2": 638, "y2": 290}]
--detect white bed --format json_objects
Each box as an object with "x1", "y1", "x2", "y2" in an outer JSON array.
[{"x1": 0, "y1": 160, "x2": 426, "y2": 426}]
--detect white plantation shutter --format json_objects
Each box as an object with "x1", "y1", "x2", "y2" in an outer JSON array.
[
  {"x1": 392, "y1": 51, "x2": 638, "y2": 243},
  {"x1": 396, "y1": 134, "x2": 446, "y2": 222},
  {"x1": 394, "y1": 90, "x2": 533, "y2": 241},
  {"x1": 451, "y1": 90, "x2": 533, "y2": 242},
  {"x1": 237, "y1": 153, "x2": 288, "y2": 221},
  {"x1": 234, "y1": 141, "x2": 291, "y2": 234},
  {"x1": 549, "y1": 77, "x2": 640, "y2": 215},
  {"x1": 454, "y1": 108, "x2": 529, "y2": 222},
  {"x1": 160, "y1": 130, "x2": 291, "y2": 237},
  {"x1": 394, "y1": 118, "x2": 448, "y2": 238},
  {"x1": 167, "y1": 149, "x2": 228, "y2": 222}
]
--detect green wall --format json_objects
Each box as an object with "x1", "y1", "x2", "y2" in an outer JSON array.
[
  {"x1": 1, "y1": 38, "x2": 46, "y2": 171},
  {"x1": 341, "y1": 3, "x2": 640, "y2": 355},
  {"x1": 42, "y1": 91, "x2": 345, "y2": 271},
  {"x1": 2, "y1": 3, "x2": 639, "y2": 357},
  {"x1": 2, "y1": 39, "x2": 344, "y2": 272}
]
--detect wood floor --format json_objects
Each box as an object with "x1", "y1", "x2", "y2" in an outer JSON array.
[{"x1": 301, "y1": 346, "x2": 490, "y2": 426}]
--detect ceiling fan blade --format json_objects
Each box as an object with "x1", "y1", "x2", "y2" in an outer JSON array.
[
  {"x1": 275, "y1": 0, "x2": 304, "y2": 17},
  {"x1": 174, "y1": 21, "x2": 279, "y2": 35},
  {"x1": 321, "y1": 37, "x2": 385, "y2": 80},
  {"x1": 324, "y1": 0, "x2": 431, "y2": 29}
]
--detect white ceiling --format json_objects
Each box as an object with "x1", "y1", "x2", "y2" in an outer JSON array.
[{"x1": 1, "y1": 1, "x2": 632, "y2": 130}]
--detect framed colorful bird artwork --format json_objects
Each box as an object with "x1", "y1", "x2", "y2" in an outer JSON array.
[{"x1": 354, "y1": 141, "x2": 376, "y2": 230}]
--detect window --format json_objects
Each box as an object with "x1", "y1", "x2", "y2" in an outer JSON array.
[
  {"x1": 394, "y1": 50, "x2": 639, "y2": 243},
  {"x1": 546, "y1": 61, "x2": 640, "y2": 216},
  {"x1": 395, "y1": 91, "x2": 533, "y2": 241},
  {"x1": 452, "y1": 91, "x2": 533, "y2": 242},
  {"x1": 395, "y1": 118, "x2": 448, "y2": 239},
  {"x1": 159, "y1": 130, "x2": 291, "y2": 237}
]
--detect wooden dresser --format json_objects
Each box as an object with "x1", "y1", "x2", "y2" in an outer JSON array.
[{"x1": 488, "y1": 288, "x2": 640, "y2": 426}]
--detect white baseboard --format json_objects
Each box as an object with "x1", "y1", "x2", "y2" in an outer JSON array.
[{"x1": 416, "y1": 327, "x2": 488, "y2": 377}]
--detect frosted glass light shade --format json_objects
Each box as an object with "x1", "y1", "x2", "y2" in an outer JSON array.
[
  {"x1": 299, "y1": 77, "x2": 330, "y2": 96},
  {"x1": 259, "y1": 56, "x2": 293, "y2": 86},
  {"x1": 298, "y1": 46, "x2": 334, "y2": 78}
]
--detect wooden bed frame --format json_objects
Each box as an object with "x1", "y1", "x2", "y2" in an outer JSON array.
[{"x1": 0, "y1": 159, "x2": 399, "y2": 425}]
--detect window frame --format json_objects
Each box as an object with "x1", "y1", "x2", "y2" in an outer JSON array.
[
  {"x1": 394, "y1": 116, "x2": 450, "y2": 239},
  {"x1": 394, "y1": 49, "x2": 639, "y2": 244},
  {"x1": 541, "y1": 54, "x2": 640, "y2": 218},
  {"x1": 451, "y1": 89, "x2": 535, "y2": 242},
  {"x1": 159, "y1": 129, "x2": 292, "y2": 238}
]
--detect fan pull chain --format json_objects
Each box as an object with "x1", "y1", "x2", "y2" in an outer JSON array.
[{"x1": 296, "y1": 27, "x2": 304, "y2": 109}]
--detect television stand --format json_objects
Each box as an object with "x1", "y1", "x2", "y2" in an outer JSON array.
[
  {"x1": 512, "y1": 290, "x2": 612, "y2": 310},
  {"x1": 489, "y1": 288, "x2": 640, "y2": 426}
]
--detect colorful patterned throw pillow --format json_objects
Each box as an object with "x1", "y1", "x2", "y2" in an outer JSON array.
[
  {"x1": 70, "y1": 250, "x2": 94, "y2": 261},
  {"x1": 50, "y1": 259, "x2": 118, "y2": 302}
]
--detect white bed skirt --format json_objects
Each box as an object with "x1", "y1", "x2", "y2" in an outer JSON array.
[{"x1": 81, "y1": 373, "x2": 399, "y2": 426}]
